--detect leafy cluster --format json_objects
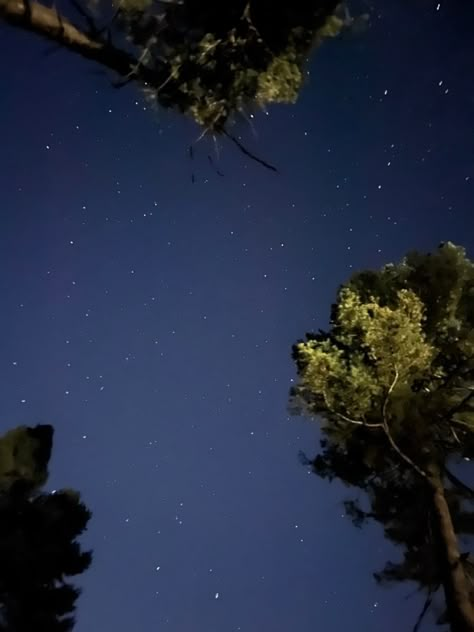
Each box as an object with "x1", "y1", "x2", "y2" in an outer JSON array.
[
  {"x1": 112, "y1": 0, "x2": 343, "y2": 130},
  {"x1": 292, "y1": 242, "x2": 474, "y2": 464},
  {"x1": 294, "y1": 287, "x2": 434, "y2": 424}
]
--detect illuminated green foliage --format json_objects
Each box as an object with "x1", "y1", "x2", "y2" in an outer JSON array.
[
  {"x1": 290, "y1": 242, "x2": 474, "y2": 627},
  {"x1": 292, "y1": 242, "x2": 474, "y2": 456},
  {"x1": 119, "y1": 1, "x2": 351, "y2": 131},
  {"x1": 295, "y1": 287, "x2": 435, "y2": 424}
]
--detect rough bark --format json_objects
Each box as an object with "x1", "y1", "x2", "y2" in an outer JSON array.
[
  {"x1": 428, "y1": 465, "x2": 474, "y2": 631},
  {"x1": 0, "y1": 0, "x2": 161, "y2": 85}
]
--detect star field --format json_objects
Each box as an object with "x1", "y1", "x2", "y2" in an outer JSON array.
[{"x1": 0, "y1": 2, "x2": 473, "y2": 630}]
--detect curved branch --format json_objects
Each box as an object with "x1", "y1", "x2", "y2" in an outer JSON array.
[
  {"x1": 450, "y1": 425, "x2": 461, "y2": 444},
  {"x1": 222, "y1": 129, "x2": 278, "y2": 172},
  {"x1": 381, "y1": 369, "x2": 431, "y2": 483},
  {"x1": 322, "y1": 386, "x2": 382, "y2": 428},
  {"x1": 335, "y1": 411, "x2": 382, "y2": 428}
]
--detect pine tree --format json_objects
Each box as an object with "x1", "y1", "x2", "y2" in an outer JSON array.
[
  {"x1": 291, "y1": 242, "x2": 474, "y2": 631},
  {"x1": 0, "y1": 425, "x2": 92, "y2": 632}
]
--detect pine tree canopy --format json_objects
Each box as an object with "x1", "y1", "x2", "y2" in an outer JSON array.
[
  {"x1": 0, "y1": 0, "x2": 360, "y2": 132},
  {"x1": 291, "y1": 242, "x2": 474, "y2": 629},
  {"x1": 292, "y1": 241, "x2": 474, "y2": 471}
]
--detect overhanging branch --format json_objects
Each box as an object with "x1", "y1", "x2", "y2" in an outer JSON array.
[
  {"x1": 1, "y1": 0, "x2": 279, "y2": 170},
  {"x1": 0, "y1": 0, "x2": 164, "y2": 84}
]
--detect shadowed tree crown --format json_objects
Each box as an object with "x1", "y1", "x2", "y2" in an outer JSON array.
[{"x1": 0, "y1": 425, "x2": 92, "y2": 632}]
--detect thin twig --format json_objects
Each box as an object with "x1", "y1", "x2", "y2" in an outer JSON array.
[
  {"x1": 125, "y1": 37, "x2": 155, "y2": 79},
  {"x1": 208, "y1": 155, "x2": 224, "y2": 176},
  {"x1": 382, "y1": 368, "x2": 399, "y2": 423},
  {"x1": 321, "y1": 386, "x2": 382, "y2": 428},
  {"x1": 222, "y1": 129, "x2": 278, "y2": 172},
  {"x1": 412, "y1": 590, "x2": 433, "y2": 632},
  {"x1": 450, "y1": 425, "x2": 461, "y2": 444},
  {"x1": 336, "y1": 411, "x2": 382, "y2": 428},
  {"x1": 443, "y1": 466, "x2": 474, "y2": 498}
]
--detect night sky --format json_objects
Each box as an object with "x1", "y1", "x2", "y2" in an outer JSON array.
[{"x1": 1, "y1": 2, "x2": 473, "y2": 630}]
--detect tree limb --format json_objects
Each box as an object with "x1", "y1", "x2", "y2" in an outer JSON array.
[
  {"x1": 412, "y1": 589, "x2": 433, "y2": 632},
  {"x1": 0, "y1": 0, "x2": 164, "y2": 85},
  {"x1": 1, "y1": 0, "x2": 281, "y2": 168},
  {"x1": 381, "y1": 369, "x2": 431, "y2": 483},
  {"x1": 444, "y1": 466, "x2": 474, "y2": 498},
  {"x1": 222, "y1": 129, "x2": 278, "y2": 172},
  {"x1": 335, "y1": 412, "x2": 382, "y2": 429},
  {"x1": 322, "y1": 386, "x2": 382, "y2": 428}
]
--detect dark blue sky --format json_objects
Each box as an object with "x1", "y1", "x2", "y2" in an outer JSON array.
[{"x1": 1, "y1": 2, "x2": 473, "y2": 630}]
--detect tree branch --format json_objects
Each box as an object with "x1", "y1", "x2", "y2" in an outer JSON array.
[
  {"x1": 450, "y1": 425, "x2": 462, "y2": 444},
  {"x1": 381, "y1": 369, "x2": 431, "y2": 482},
  {"x1": 412, "y1": 589, "x2": 433, "y2": 632},
  {"x1": 382, "y1": 368, "x2": 399, "y2": 423},
  {"x1": 222, "y1": 129, "x2": 278, "y2": 173},
  {"x1": 0, "y1": 0, "x2": 165, "y2": 85},
  {"x1": 1, "y1": 0, "x2": 281, "y2": 168},
  {"x1": 444, "y1": 466, "x2": 474, "y2": 498},
  {"x1": 335, "y1": 412, "x2": 382, "y2": 428}
]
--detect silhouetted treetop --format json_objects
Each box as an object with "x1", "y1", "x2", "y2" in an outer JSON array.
[
  {"x1": 0, "y1": 424, "x2": 53, "y2": 493},
  {"x1": 0, "y1": 425, "x2": 92, "y2": 632}
]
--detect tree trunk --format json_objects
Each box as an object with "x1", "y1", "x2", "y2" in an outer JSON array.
[{"x1": 428, "y1": 465, "x2": 474, "y2": 631}]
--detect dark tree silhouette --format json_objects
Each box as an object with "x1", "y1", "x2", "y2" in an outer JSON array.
[
  {"x1": 290, "y1": 242, "x2": 474, "y2": 631},
  {"x1": 0, "y1": 425, "x2": 92, "y2": 632},
  {"x1": 299, "y1": 439, "x2": 474, "y2": 630}
]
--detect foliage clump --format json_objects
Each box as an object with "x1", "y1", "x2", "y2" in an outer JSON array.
[
  {"x1": 292, "y1": 242, "x2": 474, "y2": 461},
  {"x1": 0, "y1": 425, "x2": 92, "y2": 631},
  {"x1": 115, "y1": 0, "x2": 344, "y2": 131}
]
